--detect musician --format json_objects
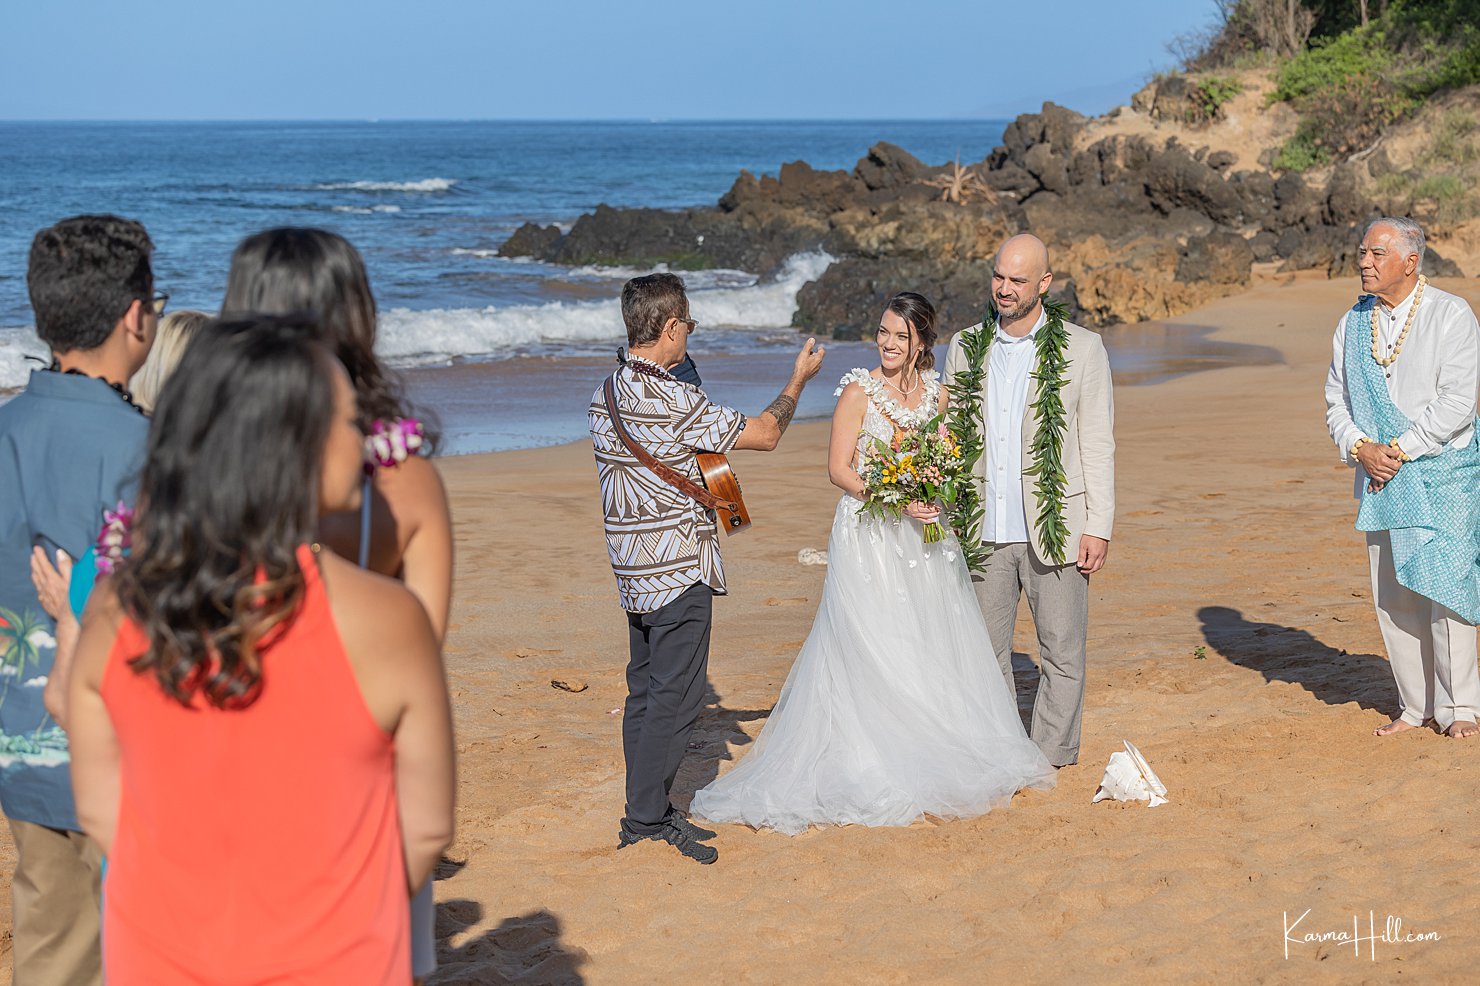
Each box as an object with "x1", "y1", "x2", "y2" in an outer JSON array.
[{"x1": 588, "y1": 272, "x2": 825, "y2": 864}]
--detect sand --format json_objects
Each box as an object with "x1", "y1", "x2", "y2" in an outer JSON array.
[{"x1": 4, "y1": 274, "x2": 1478, "y2": 983}]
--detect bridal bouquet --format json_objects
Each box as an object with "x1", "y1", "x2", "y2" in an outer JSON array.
[{"x1": 858, "y1": 415, "x2": 967, "y2": 543}]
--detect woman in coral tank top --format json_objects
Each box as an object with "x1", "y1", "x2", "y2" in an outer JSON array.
[{"x1": 66, "y1": 317, "x2": 456, "y2": 985}]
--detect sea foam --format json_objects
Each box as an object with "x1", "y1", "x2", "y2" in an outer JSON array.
[
  {"x1": 1, "y1": 252, "x2": 835, "y2": 390},
  {"x1": 379, "y1": 251, "x2": 833, "y2": 367},
  {"x1": 0, "y1": 327, "x2": 44, "y2": 392},
  {"x1": 332, "y1": 204, "x2": 403, "y2": 214},
  {"x1": 316, "y1": 178, "x2": 458, "y2": 192}
]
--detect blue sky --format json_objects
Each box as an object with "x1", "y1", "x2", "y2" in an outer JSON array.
[{"x1": 0, "y1": 1, "x2": 1219, "y2": 120}]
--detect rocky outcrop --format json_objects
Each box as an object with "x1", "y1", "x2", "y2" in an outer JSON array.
[{"x1": 499, "y1": 81, "x2": 1473, "y2": 337}]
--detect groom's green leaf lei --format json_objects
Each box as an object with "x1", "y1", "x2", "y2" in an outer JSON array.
[{"x1": 947, "y1": 294, "x2": 1073, "y2": 568}]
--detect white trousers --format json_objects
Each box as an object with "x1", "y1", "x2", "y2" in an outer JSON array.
[{"x1": 1367, "y1": 531, "x2": 1480, "y2": 728}]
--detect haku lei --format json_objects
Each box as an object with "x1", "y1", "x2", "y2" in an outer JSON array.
[
  {"x1": 364, "y1": 417, "x2": 426, "y2": 472},
  {"x1": 947, "y1": 295, "x2": 1073, "y2": 568},
  {"x1": 95, "y1": 501, "x2": 135, "y2": 576}
]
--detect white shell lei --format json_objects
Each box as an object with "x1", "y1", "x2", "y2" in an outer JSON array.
[{"x1": 834, "y1": 368, "x2": 941, "y2": 430}]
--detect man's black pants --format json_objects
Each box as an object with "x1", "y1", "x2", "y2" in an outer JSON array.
[{"x1": 621, "y1": 583, "x2": 713, "y2": 837}]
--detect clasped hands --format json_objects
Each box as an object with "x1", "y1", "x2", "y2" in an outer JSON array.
[
  {"x1": 903, "y1": 500, "x2": 940, "y2": 522},
  {"x1": 1355, "y1": 440, "x2": 1405, "y2": 492}
]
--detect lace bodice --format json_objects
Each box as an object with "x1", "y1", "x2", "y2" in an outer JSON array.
[{"x1": 835, "y1": 368, "x2": 941, "y2": 465}]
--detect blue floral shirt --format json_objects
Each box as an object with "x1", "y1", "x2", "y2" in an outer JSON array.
[{"x1": 0, "y1": 369, "x2": 148, "y2": 830}]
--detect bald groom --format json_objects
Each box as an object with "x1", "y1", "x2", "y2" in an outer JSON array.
[{"x1": 944, "y1": 234, "x2": 1115, "y2": 767}]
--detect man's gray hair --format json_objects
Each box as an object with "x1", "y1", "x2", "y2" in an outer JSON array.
[{"x1": 1364, "y1": 216, "x2": 1426, "y2": 270}]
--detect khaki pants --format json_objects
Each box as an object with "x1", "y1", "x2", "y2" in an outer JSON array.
[
  {"x1": 972, "y1": 542, "x2": 1090, "y2": 767},
  {"x1": 7, "y1": 819, "x2": 103, "y2": 986}
]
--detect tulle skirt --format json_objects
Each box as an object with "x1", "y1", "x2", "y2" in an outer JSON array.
[{"x1": 690, "y1": 497, "x2": 1056, "y2": 835}]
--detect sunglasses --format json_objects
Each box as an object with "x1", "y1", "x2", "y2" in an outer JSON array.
[
  {"x1": 674, "y1": 316, "x2": 698, "y2": 334},
  {"x1": 150, "y1": 290, "x2": 169, "y2": 317}
]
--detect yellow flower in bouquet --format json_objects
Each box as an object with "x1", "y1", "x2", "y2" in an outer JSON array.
[{"x1": 858, "y1": 414, "x2": 972, "y2": 544}]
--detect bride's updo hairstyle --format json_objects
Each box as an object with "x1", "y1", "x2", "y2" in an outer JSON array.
[
  {"x1": 885, "y1": 291, "x2": 937, "y2": 371},
  {"x1": 221, "y1": 227, "x2": 437, "y2": 451},
  {"x1": 116, "y1": 316, "x2": 338, "y2": 709}
]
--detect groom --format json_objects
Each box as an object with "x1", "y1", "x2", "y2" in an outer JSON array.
[{"x1": 944, "y1": 233, "x2": 1115, "y2": 768}]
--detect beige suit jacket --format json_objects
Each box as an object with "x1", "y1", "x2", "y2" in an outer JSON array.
[{"x1": 943, "y1": 317, "x2": 1116, "y2": 566}]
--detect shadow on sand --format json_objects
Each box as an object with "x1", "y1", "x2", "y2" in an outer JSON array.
[
  {"x1": 1197, "y1": 604, "x2": 1394, "y2": 715},
  {"x1": 433, "y1": 903, "x2": 588, "y2": 985},
  {"x1": 669, "y1": 680, "x2": 772, "y2": 812}
]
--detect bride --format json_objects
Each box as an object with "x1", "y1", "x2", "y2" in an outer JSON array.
[{"x1": 690, "y1": 292, "x2": 1055, "y2": 835}]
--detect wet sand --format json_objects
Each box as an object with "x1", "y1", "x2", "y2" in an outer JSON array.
[
  {"x1": 3, "y1": 274, "x2": 1478, "y2": 983},
  {"x1": 407, "y1": 322, "x2": 1285, "y2": 455}
]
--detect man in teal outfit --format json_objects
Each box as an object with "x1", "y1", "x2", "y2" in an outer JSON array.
[
  {"x1": 1324, "y1": 217, "x2": 1480, "y2": 739},
  {"x1": 0, "y1": 216, "x2": 157, "y2": 983}
]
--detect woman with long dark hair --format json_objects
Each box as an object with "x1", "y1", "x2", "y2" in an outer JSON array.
[
  {"x1": 220, "y1": 229, "x2": 453, "y2": 979},
  {"x1": 67, "y1": 317, "x2": 455, "y2": 983}
]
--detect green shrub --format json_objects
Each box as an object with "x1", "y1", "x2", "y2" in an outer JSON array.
[
  {"x1": 1273, "y1": 27, "x2": 1392, "y2": 103},
  {"x1": 1190, "y1": 76, "x2": 1245, "y2": 122},
  {"x1": 1273, "y1": 128, "x2": 1331, "y2": 172}
]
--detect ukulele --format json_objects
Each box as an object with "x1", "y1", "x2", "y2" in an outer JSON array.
[{"x1": 603, "y1": 375, "x2": 752, "y2": 536}]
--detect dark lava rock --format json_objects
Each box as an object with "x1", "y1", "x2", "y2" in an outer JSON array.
[
  {"x1": 1207, "y1": 150, "x2": 1238, "y2": 172},
  {"x1": 1326, "y1": 163, "x2": 1382, "y2": 226},
  {"x1": 853, "y1": 142, "x2": 928, "y2": 193},
  {"x1": 1231, "y1": 170, "x2": 1277, "y2": 222},
  {"x1": 1273, "y1": 172, "x2": 1324, "y2": 230},
  {"x1": 1176, "y1": 230, "x2": 1255, "y2": 285},
  {"x1": 498, "y1": 222, "x2": 563, "y2": 260},
  {"x1": 1022, "y1": 142, "x2": 1070, "y2": 196},
  {"x1": 1144, "y1": 145, "x2": 1244, "y2": 225},
  {"x1": 992, "y1": 102, "x2": 1087, "y2": 172},
  {"x1": 1248, "y1": 230, "x2": 1279, "y2": 262},
  {"x1": 720, "y1": 162, "x2": 857, "y2": 215},
  {"x1": 1149, "y1": 75, "x2": 1191, "y2": 123},
  {"x1": 1277, "y1": 224, "x2": 1358, "y2": 274},
  {"x1": 1424, "y1": 248, "x2": 1465, "y2": 278}
]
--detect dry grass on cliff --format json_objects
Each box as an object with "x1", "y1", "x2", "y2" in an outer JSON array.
[{"x1": 1077, "y1": 69, "x2": 1299, "y2": 175}]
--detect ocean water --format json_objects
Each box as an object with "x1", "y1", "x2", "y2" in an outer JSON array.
[
  {"x1": 0, "y1": 119, "x2": 1281, "y2": 453},
  {"x1": 0, "y1": 120, "x2": 1011, "y2": 390}
]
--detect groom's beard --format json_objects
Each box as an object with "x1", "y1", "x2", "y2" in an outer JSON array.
[{"x1": 998, "y1": 295, "x2": 1038, "y2": 322}]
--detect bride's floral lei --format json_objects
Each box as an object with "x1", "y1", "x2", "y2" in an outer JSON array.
[{"x1": 364, "y1": 417, "x2": 426, "y2": 473}]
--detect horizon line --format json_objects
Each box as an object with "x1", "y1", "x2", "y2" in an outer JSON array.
[{"x1": 0, "y1": 115, "x2": 1022, "y2": 125}]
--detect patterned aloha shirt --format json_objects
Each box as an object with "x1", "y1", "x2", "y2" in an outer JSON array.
[{"x1": 588, "y1": 361, "x2": 747, "y2": 613}]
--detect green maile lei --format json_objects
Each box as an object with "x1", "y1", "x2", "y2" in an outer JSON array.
[{"x1": 947, "y1": 294, "x2": 1073, "y2": 570}]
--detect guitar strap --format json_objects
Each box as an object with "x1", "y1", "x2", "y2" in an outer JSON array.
[{"x1": 603, "y1": 373, "x2": 739, "y2": 515}]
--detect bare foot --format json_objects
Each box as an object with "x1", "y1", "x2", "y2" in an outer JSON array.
[
  {"x1": 1446, "y1": 720, "x2": 1479, "y2": 739},
  {"x1": 1373, "y1": 718, "x2": 1422, "y2": 737}
]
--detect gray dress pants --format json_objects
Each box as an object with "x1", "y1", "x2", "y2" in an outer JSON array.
[
  {"x1": 622, "y1": 582, "x2": 714, "y2": 836},
  {"x1": 971, "y1": 543, "x2": 1089, "y2": 766}
]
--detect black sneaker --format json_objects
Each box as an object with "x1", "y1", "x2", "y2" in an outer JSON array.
[
  {"x1": 671, "y1": 813, "x2": 717, "y2": 841},
  {"x1": 618, "y1": 821, "x2": 718, "y2": 864}
]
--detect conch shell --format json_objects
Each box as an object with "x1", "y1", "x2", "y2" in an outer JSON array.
[{"x1": 1092, "y1": 741, "x2": 1168, "y2": 807}]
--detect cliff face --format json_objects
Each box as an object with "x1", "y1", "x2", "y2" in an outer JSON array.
[{"x1": 500, "y1": 75, "x2": 1474, "y2": 336}]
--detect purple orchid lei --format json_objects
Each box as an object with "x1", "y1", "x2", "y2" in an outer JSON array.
[
  {"x1": 364, "y1": 417, "x2": 426, "y2": 473},
  {"x1": 95, "y1": 501, "x2": 135, "y2": 576}
]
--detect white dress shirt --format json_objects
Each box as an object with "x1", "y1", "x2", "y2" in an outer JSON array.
[
  {"x1": 983, "y1": 309, "x2": 1047, "y2": 544},
  {"x1": 1325, "y1": 281, "x2": 1480, "y2": 497}
]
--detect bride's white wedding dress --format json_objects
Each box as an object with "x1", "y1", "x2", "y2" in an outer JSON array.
[{"x1": 690, "y1": 369, "x2": 1056, "y2": 835}]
